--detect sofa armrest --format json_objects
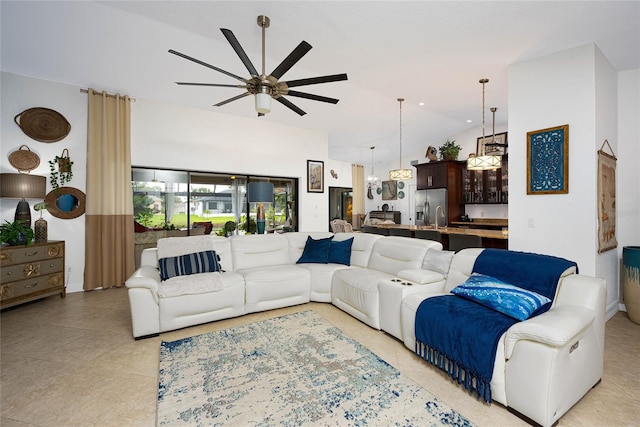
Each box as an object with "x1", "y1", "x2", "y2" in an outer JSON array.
[
  {"x1": 397, "y1": 269, "x2": 445, "y2": 285},
  {"x1": 505, "y1": 305, "x2": 595, "y2": 359},
  {"x1": 125, "y1": 265, "x2": 160, "y2": 294},
  {"x1": 140, "y1": 248, "x2": 159, "y2": 268}
]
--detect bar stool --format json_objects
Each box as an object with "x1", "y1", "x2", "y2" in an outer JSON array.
[
  {"x1": 448, "y1": 234, "x2": 482, "y2": 252},
  {"x1": 414, "y1": 229, "x2": 442, "y2": 242},
  {"x1": 389, "y1": 228, "x2": 412, "y2": 237},
  {"x1": 363, "y1": 225, "x2": 378, "y2": 234}
]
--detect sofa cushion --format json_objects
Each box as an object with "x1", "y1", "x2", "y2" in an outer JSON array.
[
  {"x1": 422, "y1": 249, "x2": 454, "y2": 277},
  {"x1": 158, "y1": 271, "x2": 225, "y2": 297},
  {"x1": 158, "y1": 250, "x2": 222, "y2": 281},
  {"x1": 296, "y1": 235, "x2": 334, "y2": 264},
  {"x1": 451, "y1": 273, "x2": 551, "y2": 321},
  {"x1": 328, "y1": 237, "x2": 354, "y2": 265}
]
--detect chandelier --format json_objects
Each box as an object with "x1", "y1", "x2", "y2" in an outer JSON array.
[
  {"x1": 367, "y1": 146, "x2": 380, "y2": 188},
  {"x1": 389, "y1": 98, "x2": 413, "y2": 180},
  {"x1": 467, "y1": 78, "x2": 502, "y2": 171}
]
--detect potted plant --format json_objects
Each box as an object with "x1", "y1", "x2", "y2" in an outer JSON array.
[
  {"x1": 0, "y1": 219, "x2": 34, "y2": 246},
  {"x1": 49, "y1": 149, "x2": 74, "y2": 193},
  {"x1": 438, "y1": 140, "x2": 462, "y2": 161}
]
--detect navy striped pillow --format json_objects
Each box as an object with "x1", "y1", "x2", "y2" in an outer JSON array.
[{"x1": 158, "y1": 250, "x2": 221, "y2": 281}]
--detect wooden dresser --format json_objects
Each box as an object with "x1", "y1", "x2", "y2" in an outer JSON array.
[{"x1": 1, "y1": 240, "x2": 65, "y2": 309}]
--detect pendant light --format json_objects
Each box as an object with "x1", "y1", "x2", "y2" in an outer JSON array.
[
  {"x1": 389, "y1": 98, "x2": 413, "y2": 180},
  {"x1": 367, "y1": 146, "x2": 380, "y2": 188},
  {"x1": 467, "y1": 79, "x2": 501, "y2": 171}
]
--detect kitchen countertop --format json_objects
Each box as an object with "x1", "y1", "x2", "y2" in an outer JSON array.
[
  {"x1": 372, "y1": 224, "x2": 508, "y2": 239},
  {"x1": 451, "y1": 218, "x2": 508, "y2": 227}
]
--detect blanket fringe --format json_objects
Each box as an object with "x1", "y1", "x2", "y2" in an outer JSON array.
[{"x1": 415, "y1": 341, "x2": 492, "y2": 403}]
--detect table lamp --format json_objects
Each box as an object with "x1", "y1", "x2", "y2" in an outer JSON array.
[
  {"x1": 0, "y1": 173, "x2": 47, "y2": 227},
  {"x1": 248, "y1": 182, "x2": 274, "y2": 234}
]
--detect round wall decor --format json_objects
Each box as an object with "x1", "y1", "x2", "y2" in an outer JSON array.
[
  {"x1": 8, "y1": 145, "x2": 40, "y2": 172},
  {"x1": 14, "y1": 107, "x2": 71, "y2": 143}
]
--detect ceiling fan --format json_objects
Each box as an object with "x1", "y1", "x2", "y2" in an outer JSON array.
[{"x1": 169, "y1": 15, "x2": 348, "y2": 117}]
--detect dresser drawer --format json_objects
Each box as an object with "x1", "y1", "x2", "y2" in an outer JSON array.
[
  {"x1": 0, "y1": 242, "x2": 64, "y2": 267},
  {"x1": 1, "y1": 272, "x2": 64, "y2": 301},
  {"x1": 1, "y1": 258, "x2": 64, "y2": 283}
]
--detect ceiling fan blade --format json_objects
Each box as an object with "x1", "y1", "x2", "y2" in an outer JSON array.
[
  {"x1": 275, "y1": 96, "x2": 307, "y2": 116},
  {"x1": 286, "y1": 90, "x2": 339, "y2": 104},
  {"x1": 214, "y1": 92, "x2": 251, "y2": 107},
  {"x1": 176, "y1": 82, "x2": 247, "y2": 88},
  {"x1": 269, "y1": 41, "x2": 312, "y2": 80},
  {"x1": 283, "y1": 73, "x2": 348, "y2": 88},
  {"x1": 169, "y1": 49, "x2": 247, "y2": 83},
  {"x1": 220, "y1": 28, "x2": 259, "y2": 77}
]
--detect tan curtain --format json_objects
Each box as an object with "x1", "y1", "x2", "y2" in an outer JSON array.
[
  {"x1": 351, "y1": 164, "x2": 365, "y2": 230},
  {"x1": 84, "y1": 89, "x2": 134, "y2": 290}
]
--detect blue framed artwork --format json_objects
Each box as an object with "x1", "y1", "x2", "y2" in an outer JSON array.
[{"x1": 527, "y1": 124, "x2": 569, "y2": 194}]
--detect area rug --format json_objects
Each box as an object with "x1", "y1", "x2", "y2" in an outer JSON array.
[{"x1": 157, "y1": 310, "x2": 474, "y2": 426}]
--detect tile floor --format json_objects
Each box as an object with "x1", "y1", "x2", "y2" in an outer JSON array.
[{"x1": 1, "y1": 287, "x2": 639, "y2": 426}]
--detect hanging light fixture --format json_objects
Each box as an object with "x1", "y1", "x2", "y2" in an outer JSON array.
[
  {"x1": 389, "y1": 98, "x2": 413, "y2": 180},
  {"x1": 467, "y1": 79, "x2": 502, "y2": 171},
  {"x1": 367, "y1": 146, "x2": 380, "y2": 188}
]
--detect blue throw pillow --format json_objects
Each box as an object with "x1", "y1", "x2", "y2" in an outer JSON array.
[
  {"x1": 158, "y1": 250, "x2": 222, "y2": 281},
  {"x1": 296, "y1": 236, "x2": 334, "y2": 264},
  {"x1": 451, "y1": 273, "x2": 552, "y2": 321},
  {"x1": 328, "y1": 237, "x2": 354, "y2": 265}
]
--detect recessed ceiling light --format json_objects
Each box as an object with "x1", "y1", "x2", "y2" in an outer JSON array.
[
  {"x1": 418, "y1": 102, "x2": 425, "y2": 106},
  {"x1": 466, "y1": 119, "x2": 472, "y2": 123}
]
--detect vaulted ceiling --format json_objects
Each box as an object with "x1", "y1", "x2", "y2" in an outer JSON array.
[{"x1": 2, "y1": 1, "x2": 638, "y2": 166}]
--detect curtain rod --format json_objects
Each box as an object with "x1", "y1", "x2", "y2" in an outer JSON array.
[{"x1": 80, "y1": 88, "x2": 136, "y2": 102}]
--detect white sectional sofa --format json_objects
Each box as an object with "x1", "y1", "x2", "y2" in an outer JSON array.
[{"x1": 125, "y1": 232, "x2": 606, "y2": 427}]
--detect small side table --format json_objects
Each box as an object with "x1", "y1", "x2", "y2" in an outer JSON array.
[{"x1": 380, "y1": 277, "x2": 430, "y2": 341}]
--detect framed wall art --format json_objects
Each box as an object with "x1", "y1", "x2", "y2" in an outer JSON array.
[
  {"x1": 381, "y1": 180, "x2": 398, "y2": 200},
  {"x1": 527, "y1": 124, "x2": 569, "y2": 194},
  {"x1": 477, "y1": 132, "x2": 508, "y2": 156},
  {"x1": 307, "y1": 159, "x2": 324, "y2": 193},
  {"x1": 597, "y1": 140, "x2": 617, "y2": 253}
]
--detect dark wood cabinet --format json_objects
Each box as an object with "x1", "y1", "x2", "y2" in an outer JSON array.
[
  {"x1": 463, "y1": 156, "x2": 509, "y2": 204},
  {"x1": 414, "y1": 161, "x2": 466, "y2": 225}
]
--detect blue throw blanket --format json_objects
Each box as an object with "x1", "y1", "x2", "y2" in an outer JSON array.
[{"x1": 415, "y1": 249, "x2": 577, "y2": 403}]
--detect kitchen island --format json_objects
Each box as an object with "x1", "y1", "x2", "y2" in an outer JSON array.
[{"x1": 369, "y1": 224, "x2": 508, "y2": 250}]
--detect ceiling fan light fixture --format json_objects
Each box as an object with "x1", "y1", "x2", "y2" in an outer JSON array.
[{"x1": 255, "y1": 92, "x2": 271, "y2": 114}]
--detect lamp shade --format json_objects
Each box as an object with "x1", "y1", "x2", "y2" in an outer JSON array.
[
  {"x1": 0, "y1": 173, "x2": 46, "y2": 199},
  {"x1": 248, "y1": 182, "x2": 274, "y2": 203},
  {"x1": 466, "y1": 155, "x2": 502, "y2": 171}
]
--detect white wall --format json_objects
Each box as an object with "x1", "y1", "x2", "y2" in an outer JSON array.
[
  {"x1": 1, "y1": 72, "x2": 88, "y2": 293},
  {"x1": 617, "y1": 69, "x2": 640, "y2": 311},
  {"x1": 507, "y1": 44, "x2": 628, "y2": 318},
  {"x1": 130, "y1": 97, "x2": 341, "y2": 232},
  {"x1": 1, "y1": 72, "x2": 349, "y2": 293}
]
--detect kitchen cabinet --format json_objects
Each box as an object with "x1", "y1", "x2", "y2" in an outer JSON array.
[
  {"x1": 463, "y1": 156, "x2": 508, "y2": 204},
  {"x1": 414, "y1": 161, "x2": 466, "y2": 225},
  {"x1": 1, "y1": 240, "x2": 65, "y2": 309}
]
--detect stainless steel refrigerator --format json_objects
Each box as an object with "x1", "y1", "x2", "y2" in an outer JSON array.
[{"x1": 415, "y1": 188, "x2": 448, "y2": 227}]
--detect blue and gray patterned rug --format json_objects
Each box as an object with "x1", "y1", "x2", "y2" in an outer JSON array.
[{"x1": 157, "y1": 310, "x2": 474, "y2": 426}]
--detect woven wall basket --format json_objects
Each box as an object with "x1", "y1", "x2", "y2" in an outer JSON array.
[
  {"x1": 14, "y1": 107, "x2": 71, "y2": 143},
  {"x1": 8, "y1": 145, "x2": 40, "y2": 172}
]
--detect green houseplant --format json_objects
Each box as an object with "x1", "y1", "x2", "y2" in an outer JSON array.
[
  {"x1": 49, "y1": 149, "x2": 74, "y2": 192},
  {"x1": 0, "y1": 220, "x2": 34, "y2": 246},
  {"x1": 438, "y1": 140, "x2": 462, "y2": 161}
]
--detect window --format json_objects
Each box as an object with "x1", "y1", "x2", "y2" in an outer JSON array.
[{"x1": 132, "y1": 167, "x2": 297, "y2": 236}]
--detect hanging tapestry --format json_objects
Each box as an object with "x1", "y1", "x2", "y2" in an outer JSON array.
[{"x1": 597, "y1": 140, "x2": 617, "y2": 253}]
